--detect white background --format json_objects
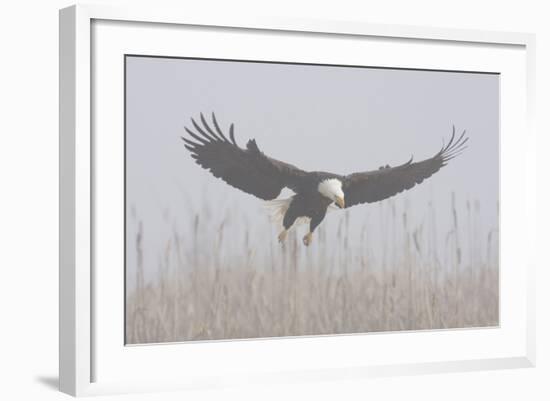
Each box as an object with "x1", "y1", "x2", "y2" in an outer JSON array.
[{"x1": 0, "y1": 0, "x2": 547, "y2": 400}]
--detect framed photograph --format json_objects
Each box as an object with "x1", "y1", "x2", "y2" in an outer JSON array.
[{"x1": 59, "y1": 4, "x2": 536, "y2": 396}]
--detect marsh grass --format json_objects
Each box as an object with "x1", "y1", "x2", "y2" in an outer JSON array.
[{"x1": 125, "y1": 196, "x2": 499, "y2": 344}]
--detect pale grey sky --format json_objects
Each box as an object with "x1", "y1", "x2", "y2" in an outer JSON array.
[{"x1": 125, "y1": 56, "x2": 499, "y2": 282}]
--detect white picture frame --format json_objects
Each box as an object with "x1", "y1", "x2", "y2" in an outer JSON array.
[{"x1": 59, "y1": 3, "x2": 536, "y2": 397}]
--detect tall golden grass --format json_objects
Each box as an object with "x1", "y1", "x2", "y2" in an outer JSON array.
[{"x1": 125, "y1": 195, "x2": 498, "y2": 344}]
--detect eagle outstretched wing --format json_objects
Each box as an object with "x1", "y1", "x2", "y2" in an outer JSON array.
[
  {"x1": 181, "y1": 113, "x2": 309, "y2": 200},
  {"x1": 342, "y1": 127, "x2": 468, "y2": 208}
]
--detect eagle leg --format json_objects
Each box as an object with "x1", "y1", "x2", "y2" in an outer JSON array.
[
  {"x1": 302, "y1": 232, "x2": 313, "y2": 246},
  {"x1": 278, "y1": 229, "x2": 288, "y2": 243}
]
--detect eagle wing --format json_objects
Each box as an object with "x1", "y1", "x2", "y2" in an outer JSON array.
[
  {"x1": 342, "y1": 127, "x2": 468, "y2": 208},
  {"x1": 181, "y1": 113, "x2": 309, "y2": 200}
]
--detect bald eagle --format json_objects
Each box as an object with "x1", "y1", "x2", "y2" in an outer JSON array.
[{"x1": 181, "y1": 113, "x2": 468, "y2": 246}]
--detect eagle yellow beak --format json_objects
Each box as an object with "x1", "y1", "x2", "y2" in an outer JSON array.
[{"x1": 335, "y1": 196, "x2": 345, "y2": 209}]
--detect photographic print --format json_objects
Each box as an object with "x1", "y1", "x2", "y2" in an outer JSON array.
[{"x1": 125, "y1": 56, "x2": 499, "y2": 344}]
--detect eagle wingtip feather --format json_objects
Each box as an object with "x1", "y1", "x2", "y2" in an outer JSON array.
[{"x1": 439, "y1": 126, "x2": 469, "y2": 163}]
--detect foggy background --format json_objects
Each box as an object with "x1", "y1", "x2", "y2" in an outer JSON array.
[{"x1": 125, "y1": 56, "x2": 499, "y2": 286}]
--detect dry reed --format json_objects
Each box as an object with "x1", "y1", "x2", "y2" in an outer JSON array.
[{"x1": 126, "y1": 195, "x2": 499, "y2": 344}]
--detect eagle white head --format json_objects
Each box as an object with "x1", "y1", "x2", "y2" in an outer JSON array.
[{"x1": 318, "y1": 178, "x2": 345, "y2": 208}]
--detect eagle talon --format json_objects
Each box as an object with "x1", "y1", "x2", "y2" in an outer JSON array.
[
  {"x1": 303, "y1": 232, "x2": 313, "y2": 246},
  {"x1": 278, "y1": 229, "x2": 288, "y2": 243}
]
